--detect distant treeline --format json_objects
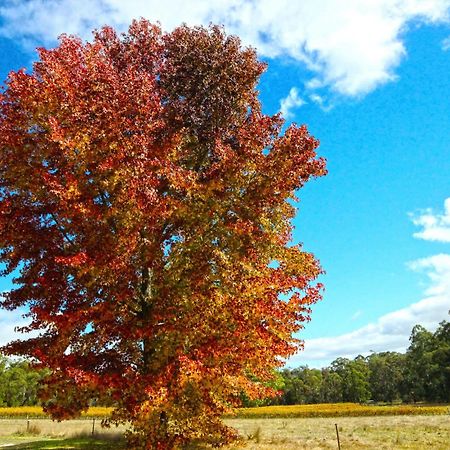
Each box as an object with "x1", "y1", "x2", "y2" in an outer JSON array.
[
  {"x1": 0, "y1": 357, "x2": 48, "y2": 407},
  {"x1": 1, "y1": 320, "x2": 449, "y2": 407},
  {"x1": 247, "y1": 320, "x2": 450, "y2": 406}
]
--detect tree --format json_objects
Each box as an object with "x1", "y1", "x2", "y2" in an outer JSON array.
[
  {"x1": 404, "y1": 325, "x2": 437, "y2": 402},
  {"x1": 432, "y1": 321, "x2": 450, "y2": 402},
  {"x1": 0, "y1": 356, "x2": 46, "y2": 406},
  {"x1": 0, "y1": 20, "x2": 325, "y2": 448},
  {"x1": 331, "y1": 356, "x2": 371, "y2": 403},
  {"x1": 282, "y1": 367, "x2": 324, "y2": 404},
  {"x1": 404, "y1": 321, "x2": 450, "y2": 403},
  {"x1": 298, "y1": 367, "x2": 323, "y2": 404},
  {"x1": 320, "y1": 368, "x2": 343, "y2": 403},
  {"x1": 367, "y1": 352, "x2": 405, "y2": 403}
]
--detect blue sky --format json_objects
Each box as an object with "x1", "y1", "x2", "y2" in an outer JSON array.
[{"x1": 0, "y1": 0, "x2": 449, "y2": 367}]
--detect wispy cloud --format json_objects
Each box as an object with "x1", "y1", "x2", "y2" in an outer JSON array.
[
  {"x1": 308, "y1": 93, "x2": 333, "y2": 112},
  {"x1": 351, "y1": 310, "x2": 363, "y2": 321},
  {"x1": 0, "y1": 1, "x2": 449, "y2": 98},
  {"x1": 442, "y1": 36, "x2": 450, "y2": 50},
  {"x1": 291, "y1": 253, "x2": 450, "y2": 366},
  {"x1": 411, "y1": 197, "x2": 450, "y2": 243},
  {"x1": 280, "y1": 87, "x2": 305, "y2": 119}
]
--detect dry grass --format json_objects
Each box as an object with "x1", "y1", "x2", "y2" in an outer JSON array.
[
  {"x1": 224, "y1": 415, "x2": 450, "y2": 449},
  {"x1": 0, "y1": 418, "x2": 127, "y2": 448},
  {"x1": 0, "y1": 410, "x2": 448, "y2": 449}
]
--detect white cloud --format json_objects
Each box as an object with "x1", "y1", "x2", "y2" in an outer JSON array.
[
  {"x1": 280, "y1": 87, "x2": 305, "y2": 119},
  {"x1": 0, "y1": 0, "x2": 109, "y2": 42},
  {"x1": 411, "y1": 197, "x2": 450, "y2": 243},
  {"x1": 0, "y1": 307, "x2": 33, "y2": 349},
  {"x1": 290, "y1": 253, "x2": 450, "y2": 366},
  {"x1": 0, "y1": 0, "x2": 449, "y2": 98}
]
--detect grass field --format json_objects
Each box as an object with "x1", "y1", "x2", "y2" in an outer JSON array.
[
  {"x1": 0, "y1": 414, "x2": 449, "y2": 449},
  {"x1": 0, "y1": 418, "x2": 127, "y2": 448},
  {"x1": 225, "y1": 415, "x2": 450, "y2": 449}
]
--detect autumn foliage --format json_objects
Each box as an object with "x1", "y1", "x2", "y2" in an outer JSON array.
[{"x1": 0, "y1": 20, "x2": 325, "y2": 448}]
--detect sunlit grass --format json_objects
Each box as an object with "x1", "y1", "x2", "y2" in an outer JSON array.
[
  {"x1": 0, "y1": 413, "x2": 449, "y2": 449},
  {"x1": 1, "y1": 403, "x2": 448, "y2": 420},
  {"x1": 233, "y1": 402, "x2": 449, "y2": 418},
  {"x1": 224, "y1": 415, "x2": 450, "y2": 449},
  {"x1": 0, "y1": 406, "x2": 114, "y2": 419}
]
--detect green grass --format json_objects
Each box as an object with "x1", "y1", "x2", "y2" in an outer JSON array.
[{"x1": 0, "y1": 435, "x2": 126, "y2": 449}]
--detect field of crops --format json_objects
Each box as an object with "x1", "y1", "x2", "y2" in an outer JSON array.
[
  {"x1": 0, "y1": 406, "x2": 113, "y2": 419},
  {"x1": 0, "y1": 403, "x2": 447, "y2": 420},
  {"x1": 234, "y1": 403, "x2": 449, "y2": 418}
]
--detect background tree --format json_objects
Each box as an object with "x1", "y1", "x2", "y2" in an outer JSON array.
[
  {"x1": 404, "y1": 321, "x2": 450, "y2": 402},
  {"x1": 280, "y1": 368, "x2": 308, "y2": 405},
  {"x1": 0, "y1": 20, "x2": 325, "y2": 448},
  {"x1": 0, "y1": 355, "x2": 7, "y2": 405},
  {"x1": 431, "y1": 321, "x2": 450, "y2": 402},
  {"x1": 0, "y1": 356, "x2": 46, "y2": 406},
  {"x1": 367, "y1": 352, "x2": 405, "y2": 403},
  {"x1": 281, "y1": 367, "x2": 323, "y2": 404},
  {"x1": 404, "y1": 325, "x2": 436, "y2": 402},
  {"x1": 320, "y1": 368, "x2": 343, "y2": 403},
  {"x1": 331, "y1": 356, "x2": 371, "y2": 403}
]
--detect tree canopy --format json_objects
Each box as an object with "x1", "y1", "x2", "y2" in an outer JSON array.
[{"x1": 0, "y1": 20, "x2": 325, "y2": 448}]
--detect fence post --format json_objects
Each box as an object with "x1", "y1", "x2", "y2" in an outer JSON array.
[
  {"x1": 26, "y1": 415, "x2": 30, "y2": 433},
  {"x1": 92, "y1": 417, "x2": 95, "y2": 435},
  {"x1": 335, "y1": 423, "x2": 341, "y2": 449}
]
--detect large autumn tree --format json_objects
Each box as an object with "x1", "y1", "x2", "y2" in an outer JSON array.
[{"x1": 0, "y1": 20, "x2": 325, "y2": 448}]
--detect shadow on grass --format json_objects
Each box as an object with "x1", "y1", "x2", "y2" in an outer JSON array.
[{"x1": 3, "y1": 434, "x2": 126, "y2": 449}]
